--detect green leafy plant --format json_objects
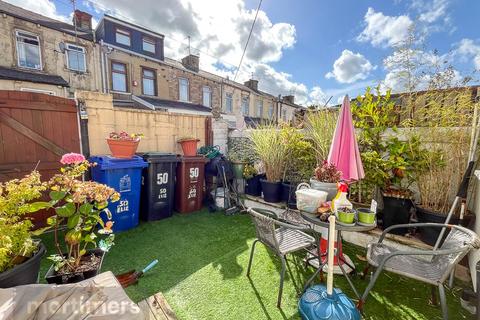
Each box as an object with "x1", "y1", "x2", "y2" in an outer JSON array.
[
  {"x1": 314, "y1": 161, "x2": 342, "y2": 183},
  {"x1": 37, "y1": 153, "x2": 120, "y2": 273},
  {"x1": 0, "y1": 171, "x2": 47, "y2": 273},
  {"x1": 249, "y1": 124, "x2": 288, "y2": 182},
  {"x1": 227, "y1": 137, "x2": 258, "y2": 164},
  {"x1": 243, "y1": 164, "x2": 258, "y2": 179}
]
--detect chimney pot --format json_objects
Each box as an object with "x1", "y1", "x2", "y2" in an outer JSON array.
[
  {"x1": 244, "y1": 79, "x2": 258, "y2": 91},
  {"x1": 181, "y1": 54, "x2": 199, "y2": 72},
  {"x1": 73, "y1": 10, "x2": 92, "y2": 31},
  {"x1": 282, "y1": 95, "x2": 295, "y2": 104}
]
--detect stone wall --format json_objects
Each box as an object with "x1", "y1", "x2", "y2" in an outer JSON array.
[
  {"x1": 0, "y1": 14, "x2": 100, "y2": 97},
  {"x1": 77, "y1": 91, "x2": 208, "y2": 155}
]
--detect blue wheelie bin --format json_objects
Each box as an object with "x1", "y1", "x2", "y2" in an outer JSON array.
[{"x1": 90, "y1": 155, "x2": 147, "y2": 232}]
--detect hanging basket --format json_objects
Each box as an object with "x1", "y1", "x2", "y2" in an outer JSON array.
[
  {"x1": 178, "y1": 139, "x2": 200, "y2": 156},
  {"x1": 106, "y1": 139, "x2": 140, "y2": 159}
]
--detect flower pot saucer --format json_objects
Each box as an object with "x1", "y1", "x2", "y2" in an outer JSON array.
[{"x1": 357, "y1": 220, "x2": 376, "y2": 227}]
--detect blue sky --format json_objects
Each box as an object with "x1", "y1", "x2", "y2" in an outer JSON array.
[{"x1": 11, "y1": 0, "x2": 480, "y2": 105}]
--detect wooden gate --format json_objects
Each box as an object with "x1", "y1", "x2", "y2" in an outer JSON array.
[{"x1": 0, "y1": 91, "x2": 81, "y2": 226}]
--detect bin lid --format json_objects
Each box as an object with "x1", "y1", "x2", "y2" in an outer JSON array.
[
  {"x1": 90, "y1": 155, "x2": 148, "y2": 170},
  {"x1": 139, "y1": 152, "x2": 179, "y2": 163},
  {"x1": 178, "y1": 156, "x2": 209, "y2": 163}
]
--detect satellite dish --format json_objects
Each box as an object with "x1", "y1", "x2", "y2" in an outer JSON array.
[{"x1": 59, "y1": 42, "x2": 66, "y2": 53}]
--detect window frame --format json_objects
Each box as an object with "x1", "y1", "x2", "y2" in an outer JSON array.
[
  {"x1": 178, "y1": 78, "x2": 189, "y2": 102},
  {"x1": 202, "y1": 86, "x2": 212, "y2": 108},
  {"x1": 15, "y1": 30, "x2": 42, "y2": 70},
  {"x1": 268, "y1": 103, "x2": 274, "y2": 119},
  {"x1": 65, "y1": 43, "x2": 87, "y2": 72},
  {"x1": 256, "y1": 99, "x2": 263, "y2": 118},
  {"x1": 225, "y1": 93, "x2": 233, "y2": 113},
  {"x1": 115, "y1": 28, "x2": 131, "y2": 46},
  {"x1": 141, "y1": 67, "x2": 157, "y2": 96},
  {"x1": 142, "y1": 36, "x2": 156, "y2": 54},
  {"x1": 241, "y1": 96, "x2": 250, "y2": 115},
  {"x1": 110, "y1": 60, "x2": 128, "y2": 93}
]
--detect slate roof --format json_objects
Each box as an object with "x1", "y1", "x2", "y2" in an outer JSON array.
[
  {"x1": 0, "y1": 66, "x2": 69, "y2": 87},
  {"x1": 0, "y1": 1, "x2": 94, "y2": 41},
  {"x1": 139, "y1": 96, "x2": 213, "y2": 113}
]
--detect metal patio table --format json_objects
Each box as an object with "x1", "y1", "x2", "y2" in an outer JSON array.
[{"x1": 300, "y1": 211, "x2": 376, "y2": 299}]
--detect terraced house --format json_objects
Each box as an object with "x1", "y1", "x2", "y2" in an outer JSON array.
[{"x1": 0, "y1": 1, "x2": 100, "y2": 97}]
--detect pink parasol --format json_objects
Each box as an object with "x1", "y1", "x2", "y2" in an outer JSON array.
[{"x1": 327, "y1": 95, "x2": 364, "y2": 182}]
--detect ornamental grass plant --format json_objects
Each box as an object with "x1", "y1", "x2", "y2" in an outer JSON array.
[
  {"x1": 305, "y1": 109, "x2": 338, "y2": 164},
  {"x1": 249, "y1": 124, "x2": 288, "y2": 182}
]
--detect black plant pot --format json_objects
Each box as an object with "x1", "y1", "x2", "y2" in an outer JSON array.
[
  {"x1": 260, "y1": 179, "x2": 282, "y2": 203},
  {"x1": 382, "y1": 195, "x2": 413, "y2": 235},
  {"x1": 0, "y1": 242, "x2": 45, "y2": 288},
  {"x1": 45, "y1": 248, "x2": 105, "y2": 284},
  {"x1": 281, "y1": 182, "x2": 297, "y2": 209},
  {"x1": 416, "y1": 206, "x2": 462, "y2": 246},
  {"x1": 245, "y1": 174, "x2": 264, "y2": 197}
]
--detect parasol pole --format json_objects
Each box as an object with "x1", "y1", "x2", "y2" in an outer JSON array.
[{"x1": 327, "y1": 214, "x2": 336, "y2": 295}]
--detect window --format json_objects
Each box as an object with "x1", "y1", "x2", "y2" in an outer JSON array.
[
  {"x1": 256, "y1": 100, "x2": 263, "y2": 118},
  {"x1": 16, "y1": 30, "x2": 41, "y2": 70},
  {"x1": 115, "y1": 28, "x2": 131, "y2": 46},
  {"x1": 142, "y1": 37, "x2": 156, "y2": 53},
  {"x1": 268, "y1": 103, "x2": 274, "y2": 119},
  {"x1": 202, "y1": 86, "x2": 212, "y2": 108},
  {"x1": 241, "y1": 96, "x2": 249, "y2": 115},
  {"x1": 179, "y1": 78, "x2": 189, "y2": 101},
  {"x1": 65, "y1": 43, "x2": 86, "y2": 72},
  {"x1": 282, "y1": 109, "x2": 287, "y2": 121},
  {"x1": 111, "y1": 61, "x2": 127, "y2": 92},
  {"x1": 225, "y1": 93, "x2": 233, "y2": 113},
  {"x1": 142, "y1": 68, "x2": 156, "y2": 96}
]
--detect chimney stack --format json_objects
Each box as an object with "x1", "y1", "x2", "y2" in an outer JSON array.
[
  {"x1": 181, "y1": 54, "x2": 199, "y2": 72},
  {"x1": 244, "y1": 79, "x2": 258, "y2": 91},
  {"x1": 73, "y1": 10, "x2": 92, "y2": 31},
  {"x1": 282, "y1": 95, "x2": 295, "y2": 104}
]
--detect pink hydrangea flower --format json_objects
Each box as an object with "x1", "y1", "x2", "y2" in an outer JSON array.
[{"x1": 60, "y1": 153, "x2": 86, "y2": 165}]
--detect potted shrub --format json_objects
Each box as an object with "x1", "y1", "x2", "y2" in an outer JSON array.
[
  {"x1": 249, "y1": 124, "x2": 288, "y2": 203},
  {"x1": 243, "y1": 163, "x2": 262, "y2": 196},
  {"x1": 177, "y1": 136, "x2": 200, "y2": 156},
  {"x1": 39, "y1": 153, "x2": 120, "y2": 284},
  {"x1": 0, "y1": 171, "x2": 48, "y2": 288},
  {"x1": 310, "y1": 161, "x2": 342, "y2": 200},
  {"x1": 281, "y1": 126, "x2": 316, "y2": 208},
  {"x1": 107, "y1": 131, "x2": 143, "y2": 159}
]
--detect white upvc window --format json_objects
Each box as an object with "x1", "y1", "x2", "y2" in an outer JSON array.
[
  {"x1": 115, "y1": 28, "x2": 131, "y2": 46},
  {"x1": 242, "y1": 96, "x2": 249, "y2": 115},
  {"x1": 225, "y1": 93, "x2": 233, "y2": 113},
  {"x1": 65, "y1": 43, "x2": 86, "y2": 72},
  {"x1": 142, "y1": 36, "x2": 156, "y2": 53},
  {"x1": 16, "y1": 30, "x2": 41, "y2": 70},
  {"x1": 179, "y1": 78, "x2": 189, "y2": 101},
  {"x1": 268, "y1": 103, "x2": 274, "y2": 119},
  {"x1": 202, "y1": 86, "x2": 212, "y2": 108},
  {"x1": 256, "y1": 99, "x2": 263, "y2": 118}
]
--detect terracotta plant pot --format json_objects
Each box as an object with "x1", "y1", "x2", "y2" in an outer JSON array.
[
  {"x1": 178, "y1": 139, "x2": 200, "y2": 156},
  {"x1": 106, "y1": 139, "x2": 139, "y2": 159}
]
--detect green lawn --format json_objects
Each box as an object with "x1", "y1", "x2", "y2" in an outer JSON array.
[{"x1": 39, "y1": 210, "x2": 470, "y2": 320}]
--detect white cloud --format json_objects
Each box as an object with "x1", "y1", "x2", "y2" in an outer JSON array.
[
  {"x1": 456, "y1": 39, "x2": 480, "y2": 70},
  {"x1": 417, "y1": 0, "x2": 450, "y2": 23},
  {"x1": 308, "y1": 86, "x2": 328, "y2": 106},
  {"x1": 357, "y1": 8, "x2": 413, "y2": 47},
  {"x1": 325, "y1": 50, "x2": 375, "y2": 84},
  {"x1": 4, "y1": 0, "x2": 69, "y2": 23}
]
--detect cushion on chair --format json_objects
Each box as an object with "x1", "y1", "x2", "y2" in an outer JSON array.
[
  {"x1": 276, "y1": 227, "x2": 315, "y2": 255},
  {"x1": 366, "y1": 243, "x2": 447, "y2": 285}
]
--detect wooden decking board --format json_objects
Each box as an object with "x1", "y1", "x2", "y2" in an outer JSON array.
[{"x1": 138, "y1": 292, "x2": 177, "y2": 320}]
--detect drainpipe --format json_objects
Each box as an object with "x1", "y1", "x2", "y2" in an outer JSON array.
[
  {"x1": 277, "y1": 94, "x2": 281, "y2": 124},
  {"x1": 100, "y1": 40, "x2": 107, "y2": 93}
]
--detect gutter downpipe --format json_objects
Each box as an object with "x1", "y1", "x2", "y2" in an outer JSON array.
[{"x1": 100, "y1": 40, "x2": 107, "y2": 93}]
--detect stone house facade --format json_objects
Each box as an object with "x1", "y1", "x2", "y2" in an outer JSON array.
[{"x1": 0, "y1": 2, "x2": 100, "y2": 97}]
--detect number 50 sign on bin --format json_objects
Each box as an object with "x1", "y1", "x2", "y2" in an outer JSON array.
[{"x1": 175, "y1": 156, "x2": 208, "y2": 213}]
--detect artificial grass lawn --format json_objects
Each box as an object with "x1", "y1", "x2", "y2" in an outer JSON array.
[{"x1": 39, "y1": 210, "x2": 470, "y2": 320}]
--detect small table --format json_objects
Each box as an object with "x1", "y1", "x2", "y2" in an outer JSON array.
[{"x1": 300, "y1": 211, "x2": 376, "y2": 299}]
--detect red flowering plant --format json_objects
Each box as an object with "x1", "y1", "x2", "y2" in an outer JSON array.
[
  {"x1": 35, "y1": 153, "x2": 120, "y2": 273},
  {"x1": 109, "y1": 131, "x2": 143, "y2": 141},
  {"x1": 314, "y1": 161, "x2": 342, "y2": 183}
]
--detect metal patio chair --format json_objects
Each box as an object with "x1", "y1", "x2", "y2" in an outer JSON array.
[
  {"x1": 358, "y1": 223, "x2": 480, "y2": 319},
  {"x1": 246, "y1": 207, "x2": 315, "y2": 307}
]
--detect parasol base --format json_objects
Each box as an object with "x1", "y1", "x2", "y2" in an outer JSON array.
[
  {"x1": 299, "y1": 284, "x2": 361, "y2": 320},
  {"x1": 306, "y1": 252, "x2": 354, "y2": 275}
]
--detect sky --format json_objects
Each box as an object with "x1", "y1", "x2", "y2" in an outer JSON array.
[{"x1": 7, "y1": 0, "x2": 480, "y2": 106}]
